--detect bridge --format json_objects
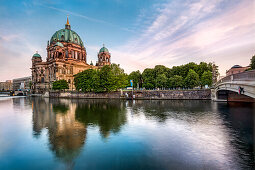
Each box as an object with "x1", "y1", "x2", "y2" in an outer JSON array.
[{"x1": 212, "y1": 70, "x2": 255, "y2": 102}]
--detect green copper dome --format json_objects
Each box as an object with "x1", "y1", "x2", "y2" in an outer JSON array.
[
  {"x1": 32, "y1": 53, "x2": 41, "y2": 58},
  {"x1": 99, "y1": 47, "x2": 109, "y2": 53},
  {"x1": 50, "y1": 29, "x2": 84, "y2": 47}
]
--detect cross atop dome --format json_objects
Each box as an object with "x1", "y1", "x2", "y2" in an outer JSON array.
[{"x1": 65, "y1": 16, "x2": 71, "y2": 30}]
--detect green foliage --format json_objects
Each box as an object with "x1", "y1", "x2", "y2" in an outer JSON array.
[
  {"x1": 52, "y1": 80, "x2": 69, "y2": 90},
  {"x1": 140, "y1": 62, "x2": 213, "y2": 89},
  {"x1": 142, "y1": 68, "x2": 155, "y2": 89},
  {"x1": 250, "y1": 54, "x2": 255, "y2": 69},
  {"x1": 167, "y1": 75, "x2": 184, "y2": 88},
  {"x1": 184, "y1": 69, "x2": 200, "y2": 88},
  {"x1": 154, "y1": 65, "x2": 169, "y2": 76},
  {"x1": 74, "y1": 62, "x2": 215, "y2": 91},
  {"x1": 128, "y1": 70, "x2": 142, "y2": 88},
  {"x1": 74, "y1": 64, "x2": 128, "y2": 92},
  {"x1": 201, "y1": 71, "x2": 213, "y2": 87},
  {"x1": 111, "y1": 64, "x2": 129, "y2": 90},
  {"x1": 156, "y1": 74, "x2": 168, "y2": 88},
  {"x1": 74, "y1": 69, "x2": 97, "y2": 92}
]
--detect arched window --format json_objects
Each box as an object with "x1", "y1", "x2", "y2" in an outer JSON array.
[
  {"x1": 61, "y1": 35, "x2": 64, "y2": 41},
  {"x1": 66, "y1": 50, "x2": 68, "y2": 58},
  {"x1": 72, "y1": 51, "x2": 74, "y2": 58},
  {"x1": 75, "y1": 51, "x2": 78, "y2": 59},
  {"x1": 74, "y1": 38, "x2": 78, "y2": 43}
]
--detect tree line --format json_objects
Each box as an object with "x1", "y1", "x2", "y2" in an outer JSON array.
[
  {"x1": 129, "y1": 62, "x2": 216, "y2": 89},
  {"x1": 52, "y1": 62, "x2": 218, "y2": 91}
]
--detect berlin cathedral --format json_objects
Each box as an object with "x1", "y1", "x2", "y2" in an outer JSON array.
[{"x1": 31, "y1": 17, "x2": 111, "y2": 92}]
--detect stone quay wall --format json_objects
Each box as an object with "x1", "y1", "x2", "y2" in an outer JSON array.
[{"x1": 47, "y1": 89, "x2": 211, "y2": 100}]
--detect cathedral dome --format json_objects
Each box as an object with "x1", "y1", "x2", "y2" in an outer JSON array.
[
  {"x1": 50, "y1": 17, "x2": 84, "y2": 47},
  {"x1": 99, "y1": 46, "x2": 109, "y2": 53},
  {"x1": 32, "y1": 53, "x2": 41, "y2": 58},
  {"x1": 50, "y1": 29, "x2": 84, "y2": 47}
]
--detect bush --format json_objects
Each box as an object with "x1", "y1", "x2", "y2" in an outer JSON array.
[{"x1": 52, "y1": 80, "x2": 69, "y2": 90}]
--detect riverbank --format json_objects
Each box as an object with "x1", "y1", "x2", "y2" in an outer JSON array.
[{"x1": 44, "y1": 89, "x2": 211, "y2": 100}]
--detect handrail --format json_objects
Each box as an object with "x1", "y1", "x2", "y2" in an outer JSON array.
[{"x1": 216, "y1": 70, "x2": 255, "y2": 85}]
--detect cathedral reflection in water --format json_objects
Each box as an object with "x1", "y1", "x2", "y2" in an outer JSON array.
[{"x1": 31, "y1": 98, "x2": 127, "y2": 166}]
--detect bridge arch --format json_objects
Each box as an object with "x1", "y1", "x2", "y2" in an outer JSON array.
[{"x1": 213, "y1": 70, "x2": 255, "y2": 102}]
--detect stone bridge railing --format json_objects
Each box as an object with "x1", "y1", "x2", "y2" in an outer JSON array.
[
  {"x1": 212, "y1": 70, "x2": 255, "y2": 101},
  {"x1": 216, "y1": 70, "x2": 255, "y2": 85}
]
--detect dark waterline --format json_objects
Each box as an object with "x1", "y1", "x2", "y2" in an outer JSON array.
[{"x1": 0, "y1": 97, "x2": 254, "y2": 169}]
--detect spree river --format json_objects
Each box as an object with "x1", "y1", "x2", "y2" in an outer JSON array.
[{"x1": 0, "y1": 97, "x2": 254, "y2": 169}]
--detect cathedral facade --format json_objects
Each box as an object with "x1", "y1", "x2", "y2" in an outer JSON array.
[{"x1": 31, "y1": 17, "x2": 111, "y2": 92}]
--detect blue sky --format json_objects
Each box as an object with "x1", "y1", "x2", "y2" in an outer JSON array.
[{"x1": 0, "y1": 0, "x2": 254, "y2": 81}]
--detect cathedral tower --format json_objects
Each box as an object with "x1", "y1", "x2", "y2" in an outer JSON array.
[{"x1": 97, "y1": 45, "x2": 111, "y2": 66}]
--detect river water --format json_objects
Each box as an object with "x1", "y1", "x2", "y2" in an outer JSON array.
[{"x1": 0, "y1": 97, "x2": 254, "y2": 169}]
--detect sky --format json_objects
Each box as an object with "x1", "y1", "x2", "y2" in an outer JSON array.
[{"x1": 0, "y1": 0, "x2": 254, "y2": 81}]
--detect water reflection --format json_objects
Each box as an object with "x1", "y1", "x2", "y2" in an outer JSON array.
[
  {"x1": 0, "y1": 97, "x2": 252, "y2": 169},
  {"x1": 32, "y1": 98, "x2": 86, "y2": 168},
  {"x1": 75, "y1": 99, "x2": 127, "y2": 138},
  {"x1": 128, "y1": 100, "x2": 255, "y2": 168},
  {"x1": 31, "y1": 98, "x2": 127, "y2": 167}
]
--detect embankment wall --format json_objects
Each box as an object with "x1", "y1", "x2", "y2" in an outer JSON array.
[{"x1": 47, "y1": 90, "x2": 211, "y2": 100}]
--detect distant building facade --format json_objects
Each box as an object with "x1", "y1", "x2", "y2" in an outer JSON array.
[
  {"x1": 0, "y1": 80, "x2": 12, "y2": 91},
  {"x1": 226, "y1": 65, "x2": 249, "y2": 76},
  {"x1": 13, "y1": 76, "x2": 32, "y2": 91},
  {"x1": 31, "y1": 17, "x2": 111, "y2": 92}
]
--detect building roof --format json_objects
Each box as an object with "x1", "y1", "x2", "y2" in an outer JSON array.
[
  {"x1": 32, "y1": 53, "x2": 41, "y2": 58},
  {"x1": 50, "y1": 17, "x2": 84, "y2": 47},
  {"x1": 99, "y1": 46, "x2": 109, "y2": 53},
  {"x1": 231, "y1": 65, "x2": 242, "y2": 69}
]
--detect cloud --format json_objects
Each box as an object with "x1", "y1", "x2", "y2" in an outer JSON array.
[
  {"x1": 111, "y1": 0, "x2": 255, "y2": 76},
  {"x1": 0, "y1": 0, "x2": 254, "y2": 81},
  {"x1": 0, "y1": 33, "x2": 43, "y2": 81},
  {"x1": 38, "y1": 3, "x2": 134, "y2": 32}
]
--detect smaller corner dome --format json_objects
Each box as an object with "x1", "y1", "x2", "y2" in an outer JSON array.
[
  {"x1": 231, "y1": 65, "x2": 242, "y2": 69},
  {"x1": 55, "y1": 42, "x2": 64, "y2": 47},
  {"x1": 32, "y1": 53, "x2": 41, "y2": 58},
  {"x1": 99, "y1": 47, "x2": 109, "y2": 53}
]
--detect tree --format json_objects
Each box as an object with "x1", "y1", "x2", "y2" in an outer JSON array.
[
  {"x1": 156, "y1": 74, "x2": 168, "y2": 88},
  {"x1": 74, "y1": 64, "x2": 128, "y2": 92},
  {"x1": 111, "y1": 64, "x2": 129, "y2": 90},
  {"x1": 184, "y1": 69, "x2": 200, "y2": 89},
  {"x1": 128, "y1": 70, "x2": 142, "y2": 88},
  {"x1": 154, "y1": 65, "x2": 169, "y2": 76},
  {"x1": 74, "y1": 69, "x2": 97, "y2": 92},
  {"x1": 201, "y1": 71, "x2": 212, "y2": 87},
  {"x1": 196, "y1": 62, "x2": 212, "y2": 78},
  {"x1": 52, "y1": 80, "x2": 69, "y2": 90},
  {"x1": 167, "y1": 75, "x2": 184, "y2": 89},
  {"x1": 142, "y1": 68, "x2": 155, "y2": 89},
  {"x1": 250, "y1": 54, "x2": 255, "y2": 69}
]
